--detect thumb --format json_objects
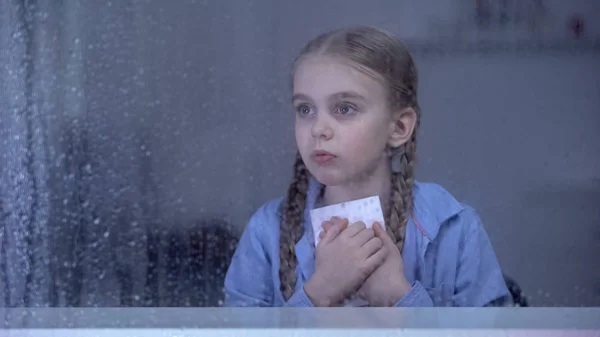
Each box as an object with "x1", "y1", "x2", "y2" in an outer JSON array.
[{"x1": 374, "y1": 222, "x2": 394, "y2": 246}]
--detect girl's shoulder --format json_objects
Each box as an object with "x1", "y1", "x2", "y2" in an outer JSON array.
[
  {"x1": 412, "y1": 182, "x2": 509, "y2": 306},
  {"x1": 412, "y1": 181, "x2": 485, "y2": 240},
  {"x1": 240, "y1": 197, "x2": 284, "y2": 246}
]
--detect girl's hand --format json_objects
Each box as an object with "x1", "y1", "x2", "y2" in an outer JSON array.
[
  {"x1": 304, "y1": 217, "x2": 386, "y2": 307},
  {"x1": 357, "y1": 222, "x2": 411, "y2": 306}
]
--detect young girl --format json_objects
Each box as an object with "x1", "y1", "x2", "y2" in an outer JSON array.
[{"x1": 224, "y1": 26, "x2": 510, "y2": 307}]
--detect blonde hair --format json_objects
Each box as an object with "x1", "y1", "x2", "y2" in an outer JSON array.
[{"x1": 279, "y1": 26, "x2": 421, "y2": 300}]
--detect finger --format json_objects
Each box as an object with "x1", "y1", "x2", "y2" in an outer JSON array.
[
  {"x1": 321, "y1": 221, "x2": 333, "y2": 232},
  {"x1": 360, "y1": 236, "x2": 383, "y2": 259},
  {"x1": 330, "y1": 217, "x2": 349, "y2": 231},
  {"x1": 343, "y1": 221, "x2": 366, "y2": 238},
  {"x1": 340, "y1": 219, "x2": 349, "y2": 231},
  {"x1": 320, "y1": 220, "x2": 346, "y2": 244},
  {"x1": 319, "y1": 219, "x2": 344, "y2": 242},
  {"x1": 364, "y1": 246, "x2": 387, "y2": 272},
  {"x1": 352, "y1": 227, "x2": 375, "y2": 246}
]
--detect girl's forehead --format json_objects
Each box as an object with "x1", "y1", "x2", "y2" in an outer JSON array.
[{"x1": 293, "y1": 55, "x2": 386, "y2": 101}]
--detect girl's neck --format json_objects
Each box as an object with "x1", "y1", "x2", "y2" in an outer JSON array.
[{"x1": 322, "y1": 161, "x2": 392, "y2": 213}]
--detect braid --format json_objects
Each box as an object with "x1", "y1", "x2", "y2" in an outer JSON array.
[
  {"x1": 385, "y1": 50, "x2": 420, "y2": 251},
  {"x1": 385, "y1": 133, "x2": 418, "y2": 253},
  {"x1": 279, "y1": 152, "x2": 309, "y2": 300}
]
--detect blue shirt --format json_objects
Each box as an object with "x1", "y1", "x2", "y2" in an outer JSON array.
[{"x1": 224, "y1": 177, "x2": 511, "y2": 307}]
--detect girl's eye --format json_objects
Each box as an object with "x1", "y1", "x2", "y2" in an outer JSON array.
[
  {"x1": 296, "y1": 104, "x2": 313, "y2": 116},
  {"x1": 337, "y1": 103, "x2": 357, "y2": 115}
]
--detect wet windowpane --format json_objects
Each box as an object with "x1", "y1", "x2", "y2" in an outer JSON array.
[{"x1": 0, "y1": 0, "x2": 598, "y2": 308}]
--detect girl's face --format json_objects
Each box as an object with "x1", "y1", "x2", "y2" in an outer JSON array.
[{"x1": 292, "y1": 55, "x2": 395, "y2": 187}]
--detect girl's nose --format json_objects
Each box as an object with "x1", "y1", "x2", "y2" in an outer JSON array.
[{"x1": 311, "y1": 114, "x2": 333, "y2": 140}]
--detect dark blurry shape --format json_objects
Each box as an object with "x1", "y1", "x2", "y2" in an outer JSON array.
[
  {"x1": 475, "y1": 0, "x2": 493, "y2": 28},
  {"x1": 473, "y1": 0, "x2": 547, "y2": 33},
  {"x1": 140, "y1": 218, "x2": 238, "y2": 307},
  {"x1": 487, "y1": 274, "x2": 529, "y2": 307},
  {"x1": 568, "y1": 15, "x2": 585, "y2": 39},
  {"x1": 498, "y1": 0, "x2": 510, "y2": 26},
  {"x1": 59, "y1": 214, "x2": 238, "y2": 308},
  {"x1": 504, "y1": 274, "x2": 529, "y2": 307}
]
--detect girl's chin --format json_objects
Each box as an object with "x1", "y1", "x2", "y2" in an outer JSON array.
[{"x1": 310, "y1": 171, "x2": 347, "y2": 187}]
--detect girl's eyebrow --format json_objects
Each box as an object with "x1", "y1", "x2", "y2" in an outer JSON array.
[
  {"x1": 330, "y1": 91, "x2": 367, "y2": 101},
  {"x1": 291, "y1": 93, "x2": 311, "y2": 103},
  {"x1": 292, "y1": 91, "x2": 368, "y2": 103}
]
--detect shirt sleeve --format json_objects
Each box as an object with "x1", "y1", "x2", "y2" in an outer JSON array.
[
  {"x1": 223, "y1": 204, "x2": 275, "y2": 307},
  {"x1": 393, "y1": 280, "x2": 434, "y2": 307},
  {"x1": 284, "y1": 286, "x2": 315, "y2": 307},
  {"x1": 223, "y1": 200, "x2": 315, "y2": 307}
]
